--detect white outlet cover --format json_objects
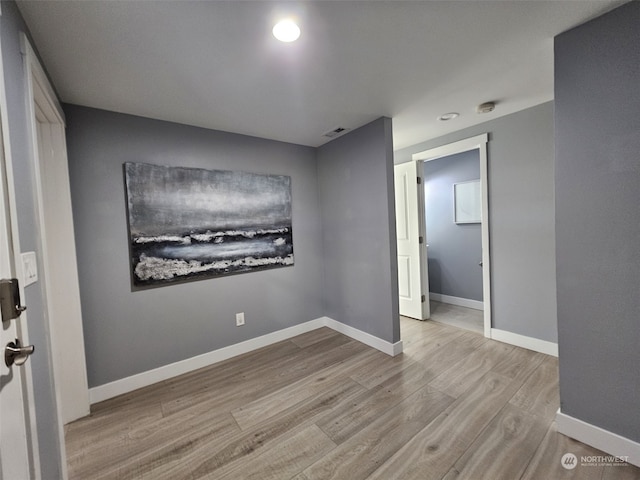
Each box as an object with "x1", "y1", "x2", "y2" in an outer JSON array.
[{"x1": 21, "y1": 251, "x2": 38, "y2": 286}]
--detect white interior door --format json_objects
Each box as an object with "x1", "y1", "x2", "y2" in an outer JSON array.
[
  {"x1": 0, "y1": 93, "x2": 35, "y2": 480},
  {"x1": 394, "y1": 161, "x2": 429, "y2": 320}
]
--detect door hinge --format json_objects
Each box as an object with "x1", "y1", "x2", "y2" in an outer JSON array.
[
  {"x1": 417, "y1": 177, "x2": 422, "y2": 184},
  {"x1": 421, "y1": 294, "x2": 426, "y2": 303},
  {"x1": 419, "y1": 236, "x2": 424, "y2": 244}
]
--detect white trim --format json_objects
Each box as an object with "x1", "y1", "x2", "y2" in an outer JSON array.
[
  {"x1": 490, "y1": 328, "x2": 558, "y2": 357},
  {"x1": 22, "y1": 31, "x2": 89, "y2": 426},
  {"x1": 429, "y1": 292, "x2": 483, "y2": 311},
  {"x1": 20, "y1": 35, "x2": 64, "y2": 124},
  {"x1": 412, "y1": 134, "x2": 492, "y2": 338},
  {"x1": 89, "y1": 317, "x2": 402, "y2": 404},
  {"x1": 322, "y1": 317, "x2": 403, "y2": 356},
  {"x1": 478, "y1": 137, "x2": 491, "y2": 338},
  {"x1": 412, "y1": 134, "x2": 488, "y2": 162},
  {"x1": 556, "y1": 410, "x2": 640, "y2": 468},
  {"x1": 90, "y1": 318, "x2": 324, "y2": 404}
]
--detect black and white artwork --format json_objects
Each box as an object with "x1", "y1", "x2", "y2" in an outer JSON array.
[{"x1": 124, "y1": 162, "x2": 294, "y2": 286}]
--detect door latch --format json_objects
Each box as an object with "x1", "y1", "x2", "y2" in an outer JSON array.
[
  {"x1": 0, "y1": 279, "x2": 27, "y2": 323},
  {"x1": 5, "y1": 338, "x2": 35, "y2": 367}
]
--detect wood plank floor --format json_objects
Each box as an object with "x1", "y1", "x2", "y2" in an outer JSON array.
[
  {"x1": 65, "y1": 317, "x2": 640, "y2": 479},
  {"x1": 429, "y1": 301, "x2": 484, "y2": 334}
]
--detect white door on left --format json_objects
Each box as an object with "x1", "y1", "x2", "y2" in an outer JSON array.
[
  {"x1": 394, "y1": 161, "x2": 429, "y2": 320},
  {"x1": 0, "y1": 108, "x2": 35, "y2": 480},
  {"x1": 0, "y1": 11, "x2": 40, "y2": 480}
]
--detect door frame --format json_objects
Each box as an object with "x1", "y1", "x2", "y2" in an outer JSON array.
[
  {"x1": 21, "y1": 32, "x2": 90, "y2": 430},
  {"x1": 412, "y1": 134, "x2": 491, "y2": 337}
]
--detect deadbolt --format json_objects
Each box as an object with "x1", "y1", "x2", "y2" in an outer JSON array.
[
  {"x1": 4, "y1": 339, "x2": 35, "y2": 367},
  {"x1": 1, "y1": 279, "x2": 27, "y2": 322}
]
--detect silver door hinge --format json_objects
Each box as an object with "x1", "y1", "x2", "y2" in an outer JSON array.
[
  {"x1": 421, "y1": 294, "x2": 426, "y2": 303},
  {"x1": 419, "y1": 236, "x2": 424, "y2": 244},
  {"x1": 417, "y1": 177, "x2": 422, "y2": 184}
]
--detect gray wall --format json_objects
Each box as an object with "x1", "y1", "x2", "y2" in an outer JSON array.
[
  {"x1": 65, "y1": 105, "x2": 325, "y2": 388},
  {"x1": 1, "y1": 2, "x2": 65, "y2": 477},
  {"x1": 555, "y1": 1, "x2": 640, "y2": 443},
  {"x1": 317, "y1": 118, "x2": 400, "y2": 344},
  {"x1": 395, "y1": 101, "x2": 557, "y2": 343},
  {"x1": 424, "y1": 150, "x2": 482, "y2": 301}
]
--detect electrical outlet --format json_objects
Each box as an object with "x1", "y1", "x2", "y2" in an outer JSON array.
[{"x1": 235, "y1": 312, "x2": 245, "y2": 326}]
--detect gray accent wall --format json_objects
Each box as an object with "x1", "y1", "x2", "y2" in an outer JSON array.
[
  {"x1": 1, "y1": 2, "x2": 65, "y2": 477},
  {"x1": 555, "y1": 1, "x2": 640, "y2": 443},
  {"x1": 424, "y1": 150, "x2": 482, "y2": 302},
  {"x1": 65, "y1": 105, "x2": 325, "y2": 388},
  {"x1": 395, "y1": 101, "x2": 557, "y2": 343},
  {"x1": 317, "y1": 118, "x2": 400, "y2": 344}
]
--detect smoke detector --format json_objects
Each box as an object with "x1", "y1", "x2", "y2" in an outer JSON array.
[
  {"x1": 323, "y1": 126, "x2": 350, "y2": 139},
  {"x1": 476, "y1": 102, "x2": 496, "y2": 114}
]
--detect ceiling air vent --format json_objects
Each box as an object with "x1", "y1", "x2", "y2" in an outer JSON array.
[{"x1": 322, "y1": 126, "x2": 350, "y2": 139}]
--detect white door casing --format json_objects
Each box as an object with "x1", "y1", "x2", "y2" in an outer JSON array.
[
  {"x1": 21, "y1": 33, "x2": 90, "y2": 426},
  {"x1": 394, "y1": 160, "x2": 429, "y2": 320},
  {"x1": 412, "y1": 134, "x2": 492, "y2": 337}
]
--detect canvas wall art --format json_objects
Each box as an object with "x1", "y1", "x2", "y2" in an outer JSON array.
[{"x1": 124, "y1": 162, "x2": 294, "y2": 286}]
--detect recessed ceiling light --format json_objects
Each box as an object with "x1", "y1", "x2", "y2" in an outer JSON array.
[
  {"x1": 273, "y1": 19, "x2": 301, "y2": 43},
  {"x1": 438, "y1": 112, "x2": 459, "y2": 121}
]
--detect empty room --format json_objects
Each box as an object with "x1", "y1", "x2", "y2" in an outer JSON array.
[{"x1": 0, "y1": 1, "x2": 638, "y2": 479}]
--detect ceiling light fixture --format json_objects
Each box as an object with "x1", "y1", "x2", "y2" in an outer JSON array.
[
  {"x1": 438, "y1": 112, "x2": 459, "y2": 121},
  {"x1": 273, "y1": 19, "x2": 301, "y2": 43}
]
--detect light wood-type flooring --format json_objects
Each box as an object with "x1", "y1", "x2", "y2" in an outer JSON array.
[
  {"x1": 429, "y1": 301, "x2": 484, "y2": 334},
  {"x1": 65, "y1": 317, "x2": 640, "y2": 479}
]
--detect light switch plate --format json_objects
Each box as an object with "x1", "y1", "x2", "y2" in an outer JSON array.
[{"x1": 21, "y1": 251, "x2": 38, "y2": 286}]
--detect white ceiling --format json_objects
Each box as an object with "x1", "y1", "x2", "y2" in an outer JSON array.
[{"x1": 17, "y1": 0, "x2": 624, "y2": 149}]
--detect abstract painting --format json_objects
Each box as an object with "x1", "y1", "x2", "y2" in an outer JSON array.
[{"x1": 124, "y1": 162, "x2": 294, "y2": 286}]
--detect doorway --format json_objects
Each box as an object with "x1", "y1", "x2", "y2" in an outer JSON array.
[
  {"x1": 422, "y1": 149, "x2": 483, "y2": 333},
  {"x1": 22, "y1": 34, "x2": 89, "y2": 424},
  {"x1": 397, "y1": 134, "x2": 491, "y2": 337}
]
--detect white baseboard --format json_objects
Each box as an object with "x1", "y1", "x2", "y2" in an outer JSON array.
[
  {"x1": 490, "y1": 328, "x2": 558, "y2": 357},
  {"x1": 89, "y1": 318, "x2": 324, "y2": 404},
  {"x1": 429, "y1": 292, "x2": 483, "y2": 311},
  {"x1": 556, "y1": 409, "x2": 640, "y2": 467},
  {"x1": 89, "y1": 317, "x2": 402, "y2": 404},
  {"x1": 322, "y1": 317, "x2": 403, "y2": 357}
]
